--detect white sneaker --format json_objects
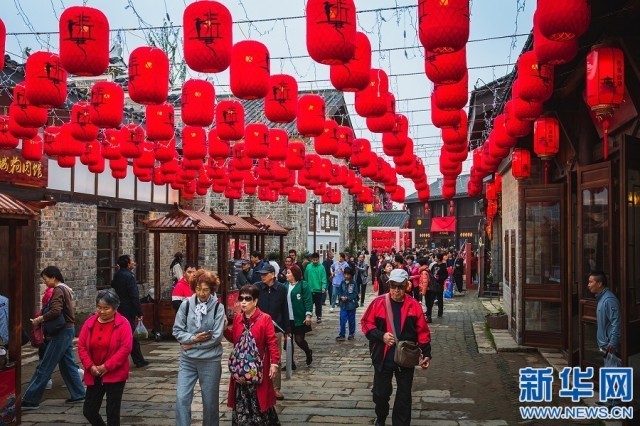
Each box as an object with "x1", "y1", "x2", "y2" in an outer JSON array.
[
  {"x1": 330, "y1": 307, "x2": 334, "y2": 313},
  {"x1": 46, "y1": 379, "x2": 53, "y2": 390}
]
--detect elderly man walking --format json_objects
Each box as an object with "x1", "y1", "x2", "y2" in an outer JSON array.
[{"x1": 361, "y1": 269, "x2": 432, "y2": 426}]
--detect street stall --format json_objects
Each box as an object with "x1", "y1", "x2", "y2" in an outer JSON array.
[{"x1": 0, "y1": 193, "x2": 38, "y2": 425}]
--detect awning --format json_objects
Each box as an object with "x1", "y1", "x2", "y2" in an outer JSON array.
[{"x1": 430, "y1": 216, "x2": 456, "y2": 234}]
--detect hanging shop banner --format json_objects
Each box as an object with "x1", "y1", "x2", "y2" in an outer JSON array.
[
  {"x1": 308, "y1": 207, "x2": 340, "y2": 236},
  {"x1": 0, "y1": 150, "x2": 48, "y2": 188}
]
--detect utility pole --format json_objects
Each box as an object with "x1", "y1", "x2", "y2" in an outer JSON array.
[
  {"x1": 353, "y1": 195, "x2": 358, "y2": 250},
  {"x1": 312, "y1": 200, "x2": 319, "y2": 253}
]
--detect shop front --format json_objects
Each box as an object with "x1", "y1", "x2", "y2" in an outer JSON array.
[{"x1": 430, "y1": 216, "x2": 456, "y2": 248}]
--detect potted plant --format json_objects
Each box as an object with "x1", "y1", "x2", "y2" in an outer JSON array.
[{"x1": 485, "y1": 306, "x2": 508, "y2": 329}]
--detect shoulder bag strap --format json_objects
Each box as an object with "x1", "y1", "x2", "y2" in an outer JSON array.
[
  {"x1": 385, "y1": 294, "x2": 398, "y2": 338},
  {"x1": 182, "y1": 299, "x2": 190, "y2": 329}
]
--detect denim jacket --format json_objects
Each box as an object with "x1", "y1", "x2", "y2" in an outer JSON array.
[
  {"x1": 336, "y1": 279, "x2": 359, "y2": 311},
  {"x1": 595, "y1": 288, "x2": 621, "y2": 351}
]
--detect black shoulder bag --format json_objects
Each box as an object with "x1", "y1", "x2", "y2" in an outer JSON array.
[
  {"x1": 42, "y1": 286, "x2": 67, "y2": 337},
  {"x1": 385, "y1": 294, "x2": 421, "y2": 368}
]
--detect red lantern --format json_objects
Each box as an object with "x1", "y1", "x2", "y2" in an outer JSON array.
[
  {"x1": 146, "y1": 103, "x2": 175, "y2": 141},
  {"x1": 80, "y1": 140, "x2": 101, "y2": 166},
  {"x1": 216, "y1": 100, "x2": 245, "y2": 141},
  {"x1": 536, "y1": 0, "x2": 590, "y2": 42},
  {"x1": 486, "y1": 181, "x2": 497, "y2": 201},
  {"x1": 245, "y1": 123, "x2": 269, "y2": 158},
  {"x1": 0, "y1": 116, "x2": 19, "y2": 150},
  {"x1": 265, "y1": 74, "x2": 298, "y2": 123},
  {"x1": 230, "y1": 142, "x2": 253, "y2": 170},
  {"x1": 442, "y1": 183, "x2": 456, "y2": 200},
  {"x1": 306, "y1": 0, "x2": 356, "y2": 65},
  {"x1": 88, "y1": 154, "x2": 106, "y2": 174},
  {"x1": 21, "y1": 137, "x2": 44, "y2": 162},
  {"x1": 504, "y1": 100, "x2": 532, "y2": 138},
  {"x1": 330, "y1": 32, "x2": 371, "y2": 92},
  {"x1": 350, "y1": 138, "x2": 371, "y2": 167},
  {"x1": 120, "y1": 124, "x2": 145, "y2": 158},
  {"x1": 314, "y1": 120, "x2": 339, "y2": 156},
  {"x1": 441, "y1": 110, "x2": 467, "y2": 146},
  {"x1": 586, "y1": 46, "x2": 625, "y2": 160},
  {"x1": 296, "y1": 95, "x2": 325, "y2": 137},
  {"x1": 511, "y1": 148, "x2": 531, "y2": 180},
  {"x1": 433, "y1": 73, "x2": 468, "y2": 110},
  {"x1": 59, "y1": 6, "x2": 109, "y2": 76},
  {"x1": 181, "y1": 79, "x2": 215, "y2": 127},
  {"x1": 102, "y1": 129, "x2": 122, "y2": 160},
  {"x1": 230, "y1": 40, "x2": 270, "y2": 100},
  {"x1": 495, "y1": 174, "x2": 503, "y2": 193},
  {"x1": 268, "y1": 129, "x2": 288, "y2": 161},
  {"x1": 334, "y1": 126, "x2": 354, "y2": 159},
  {"x1": 10, "y1": 82, "x2": 48, "y2": 128},
  {"x1": 70, "y1": 102, "x2": 99, "y2": 141},
  {"x1": 533, "y1": 14, "x2": 578, "y2": 66},
  {"x1": 42, "y1": 126, "x2": 62, "y2": 156},
  {"x1": 355, "y1": 69, "x2": 389, "y2": 118},
  {"x1": 208, "y1": 129, "x2": 230, "y2": 159},
  {"x1": 533, "y1": 117, "x2": 560, "y2": 160},
  {"x1": 8, "y1": 116, "x2": 38, "y2": 140},
  {"x1": 0, "y1": 19, "x2": 5, "y2": 70},
  {"x1": 128, "y1": 47, "x2": 169, "y2": 105},
  {"x1": 424, "y1": 47, "x2": 467, "y2": 84},
  {"x1": 132, "y1": 141, "x2": 155, "y2": 169},
  {"x1": 431, "y1": 103, "x2": 462, "y2": 129},
  {"x1": 183, "y1": 1, "x2": 232, "y2": 73},
  {"x1": 154, "y1": 138, "x2": 176, "y2": 163},
  {"x1": 285, "y1": 142, "x2": 305, "y2": 170},
  {"x1": 513, "y1": 51, "x2": 554, "y2": 102},
  {"x1": 491, "y1": 114, "x2": 516, "y2": 149},
  {"x1": 486, "y1": 200, "x2": 498, "y2": 219},
  {"x1": 58, "y1": 155, "x2": 77, "y2": 169},
  {"x1": 512, "y1": 95, "x2": 543, "y2": 121},
  {"x1": 89, "y1": 82, "x2": 124, "y2": 128},
  {"x1": 25, "y1": 51, "x2": 68, "y2": 108},
  {"x1": 366, "y1": 93, "x2": 396, "y2": 133},
  {"x1": 418, "y1": 0, "x2": 469, "y2": 54},
  {"x1": 182, "y1": 126, "x2": 207, "y2": 161},
  {"x1": 58, "y1": 124, "x2": 84, "y2": 156}
]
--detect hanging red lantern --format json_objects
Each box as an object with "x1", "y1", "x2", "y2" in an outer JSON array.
[
  {"x1": 433, "y1": 73, "x2": 468, "y2": 110},
  {"x1": 296, "y1": 95, "x2": 325, "y2": 137},
  {"x1": 360, "y1": 152, "x2": 379, "y2": 178},
  {"x1": 536, "y1": 0, "x2": 590, "y2": 42},
  {"x1": 350, "y1": 138, "x2": 371, "y2": 167},
  {"x1": 512, "y1": 95, "x2": 543, "y2": 121},
  {"x1": 128, "y1": 47, "x2": 169, "y2": 105},
  {"x1": 80, "y1": 140, "x2": 101, "y2": 166},
  {"x1": 245, "y1": 123, "x2": 269, "y2": 159},
  {"x1": 25, "y1": 51, "x2": 68, "y2": 108},
  {"x1": 511, "y1": 148, "x2": 531, "y2": 180},
  {"x1": 441, "y1": 110, "x2": 467, "y2": 146},
  {"x1": 355, "y1": 69, "x2": 389, "y2": 118},
  {"x1": 154, "y1": 138, "x2": 176, "y2": 163},
  {"x1": 207, "y1": 129, "x2": 230, "y2": 159},
  {"x1": 306, "y1": 0, "x2": 356, "y2": 65},
  {"x1": 495, "y1": 174, "x2": 503, "y2": 194},
  {"x1": 88, "y1": 154, "x2": 106, "y2": 174},
  {"x1": 285, "y1": 141, "x2": 305, "y2": 170},
  {"x1": 58, "y1": 155, "x2": 77, "y2": 168},
  {"x1": 102, "y1": 129, "x2": 122, "y2": 160},
  {"x1": 8, "y1": 116, "x2": 38, "y2": 140},
  {"x1": 268, "y1": 129, "x2": 288, "y2": 161},
  {"x1": 533, "y1": 117, "x2": 560, "y2": 160},
  {"x1": 120, "y1": 124, "x2": 145, "y2": 158},
  {"x1": 513, "y1": 51, "x2": 554, "y2": 102},
  {"x1": 314, "y1": 119, "x2": 339, "y2": 156},
  {"x1": 69, "y1": 102, "x2": 99, "y2": 141},
  {"x1": 0, "y1": 116, "x2": 19, "y2": 150},
  {"x1": 366, "y1": 93, "x2": 396, "y2": 133},
  {"x1": 0, "y1": 19, "x2": 5, "y2": 71},
  {"x1": 21, "y1": 136, "x2": 44, "y2": 160},
  {"x1": 10, "y1": 82, "x2": 48, "y2": 128},
  {"x1": 216, "y1": 100, "x2": 245, "y2": 141},
  {"x1": 486, "y1": 181, "x2": 497, "y2": 201},
  {"x1": 442, "y1": 183, "x2": 456, "y2": 200},
  {"x1": 586, "y1": 46, "x2": 625, "y2": 160},
  {"x1": 58, "y1": 124, "x2": 84, "y2": 156},
  {"x1": 486, "y1": 200, "x2": 498, "y2": 219},
  {"x1": 182, "y1": 126, "x2": 207, "y2": 161},
  {"x1": 181, "y1": 79, "x2": 215, "y2": 127},
  {"x1": 533, "y1": 14, "x2": 578, "y2": 66},
  {"x1": 230, "y1": 40, "x2": 270, "y2": 100},
  {"x1": 431, "y1": 103, "x2": 462, "y2": 129},
  {"x1": 504, "y1": 100, "x2": 532, "y2": 138},
  {"x1": 42, "y1": 126, "x2": 62, "y2": 156},
  {"x1": 491, "y1": 114, "x2": 516, "y2": 149},
  {"x1": 183, "y1": 1, "x2": 232, "y2": 73},
  {"x1": 230, "y1": 142, "x2": 253, "y2": 170},
  {"x1": 89, "y1": 82, "x2": 124, "y2": 128},
  {"x1": 59, "y1": 6, "x2": 109, "y2": 76},
  {"x1": 334, "y1": 126, "x2": 354, "y2": 159},
  {"x1": 330, "y1": 32, "x2": 371, "y2": 92},
  {"x1": 418, "y1": 0, "x2": 469, "y2": 54},
  {"x1": 145, "y1": 102, "x2": 175, "y2": 141},
  {"x1": 424, "y1": 47, "x2": 467, "y2": 84},
  {"x1": 265, "y1": 74, "x2": 298, "y2": 123}
]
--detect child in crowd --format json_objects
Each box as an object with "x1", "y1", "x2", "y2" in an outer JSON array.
[{"x1": 335, "y1": 267, "x2": 359, "y2": 341}]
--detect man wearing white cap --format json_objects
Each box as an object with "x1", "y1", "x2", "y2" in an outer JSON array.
[{"x1": 361, "y1": 268, "x2": 432, "y2": 426}]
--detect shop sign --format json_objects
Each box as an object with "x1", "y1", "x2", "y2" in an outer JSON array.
[
  {"x1": 0, "y1": 150, "x2": 48, "y2": 188},
  {"x1": 308, "y1": 207, "x2": 340, "y2": 235}
]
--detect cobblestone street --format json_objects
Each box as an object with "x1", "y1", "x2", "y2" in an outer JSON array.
[{"x1": 21, "y1": 290, "x2": 555, "y2": 425}]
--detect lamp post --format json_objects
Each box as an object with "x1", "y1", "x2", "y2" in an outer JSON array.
[
  {"x1": 311, "y1": 199, "x2": 320, "y2": 253},
  {"x1": 352, "y1": 194, "x2": 358, "y2": 250}
]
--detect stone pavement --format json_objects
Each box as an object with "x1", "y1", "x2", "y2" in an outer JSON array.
[{"x1": 19, "y1": 289, "x2": 580, "y2": 425}]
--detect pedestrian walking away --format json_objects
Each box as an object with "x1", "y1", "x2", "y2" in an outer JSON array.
[
  {"x1": 305, "y1": 252, "x2": 327, "y2": 323},
  {"x1": 330, "y1": 253, "x2": 349, "y2": 311},
  {"x1": 360, "y1": 268, "x2": 432, "y2": 426},
  {"x1": 336, "y1": 267, "x2": 359, "y2": 341},
  {"x1": 356, "y1": 254, "x2": 369, "y2": 306}
]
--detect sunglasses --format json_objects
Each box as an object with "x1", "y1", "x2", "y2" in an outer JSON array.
[{"x1": 238, "y1": 296, "x2": 254, "y2": 302}]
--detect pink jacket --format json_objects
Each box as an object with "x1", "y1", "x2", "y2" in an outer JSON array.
[{"x1": 78, "y1": 312, "x2": 133, "y2": 386}]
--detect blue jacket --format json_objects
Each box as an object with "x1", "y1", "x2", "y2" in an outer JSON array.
[
  {"x1": 595, "y1": 288, "x2": 621, "y2": 351},
  {"x1": 336, "y1": 278, "x2": 359, "y2": 311}
]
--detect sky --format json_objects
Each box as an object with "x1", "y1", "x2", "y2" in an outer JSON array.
[{"x1": 1, "y1": 0, "x2": 535, "y2": 192}]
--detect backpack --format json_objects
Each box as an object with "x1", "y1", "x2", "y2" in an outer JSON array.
[{"x1": 228, "y1": 315, "x2": 263, "y2": 385}]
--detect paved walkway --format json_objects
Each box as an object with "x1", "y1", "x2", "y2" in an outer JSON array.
[{"x1": 18, "y1": 289, "x2": 574, "y2": 425}]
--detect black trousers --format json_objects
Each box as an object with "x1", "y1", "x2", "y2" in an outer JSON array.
[
  {"x1": 312, "y1": 292, "x2": 324, "y2": 319},
  {"x1": 372, "y1": 366, "x2": 415, "y2": 425},
  {"x1": 327, "y1": 283, "x2": 333, "y2": 305},
  {"x1": 359, "y1": 281, "x2": 367, "y2": 306},
  {"x1": 454, "y1": 273, "x2": 463, "y2": 292},
  {"x1": 127, "y1": 317, "x2": 145, "y2": 365},
  {"x1": 425, "y1": 290, "x2": 444, "y2": 318},
  {"x1": 83, "y1": 379, "x2": 126, "y2": 426}
]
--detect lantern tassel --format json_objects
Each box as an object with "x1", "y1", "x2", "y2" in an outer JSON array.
[{"x1": 602, "y1": 118, "x2": 610, "y2": 160}]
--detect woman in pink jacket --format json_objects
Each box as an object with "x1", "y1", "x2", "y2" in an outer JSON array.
[{"x1": 78, "y1": 289, "x2": 133, "y2": 426}]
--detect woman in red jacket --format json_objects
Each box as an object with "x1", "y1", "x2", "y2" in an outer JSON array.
[
  {"x1": 78, "y1": 289, "x2": 133, "y2": 426},
  {"x1": 224, "y1": 284, "x2": 280, "y2": 426}
]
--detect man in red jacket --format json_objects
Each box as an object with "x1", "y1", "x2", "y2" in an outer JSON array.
[{"x1": 361, "y1": 269, "x2": 432, "y2": 426}]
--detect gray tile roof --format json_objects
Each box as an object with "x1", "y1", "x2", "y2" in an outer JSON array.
[
  {"x1": 349, "y1": 210, "x2": 409, "y2": 231},
  {"x1": 405, "y1": 174, "x2": 471, "y2": 203}
]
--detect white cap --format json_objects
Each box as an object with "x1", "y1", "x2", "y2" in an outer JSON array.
[{"x1": 389, "y1": 269, "x2": 408, "y2": 283}]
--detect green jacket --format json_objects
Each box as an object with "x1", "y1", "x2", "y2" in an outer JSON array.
[
  {"x1": 285, "y1": 280, "x2": 313, "y2": 327},
  {"x1": 304, "y1": 262, "x2": 327, "y2": 293}
]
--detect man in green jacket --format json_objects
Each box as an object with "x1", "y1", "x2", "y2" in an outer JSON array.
[{"x1": 305, "y1": 252, "x2": 327, "y2": 323}]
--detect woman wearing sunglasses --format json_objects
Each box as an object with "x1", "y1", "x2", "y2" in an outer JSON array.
[{"x1": 224, "y1": 284, "x2": 280, "y2": 425}]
